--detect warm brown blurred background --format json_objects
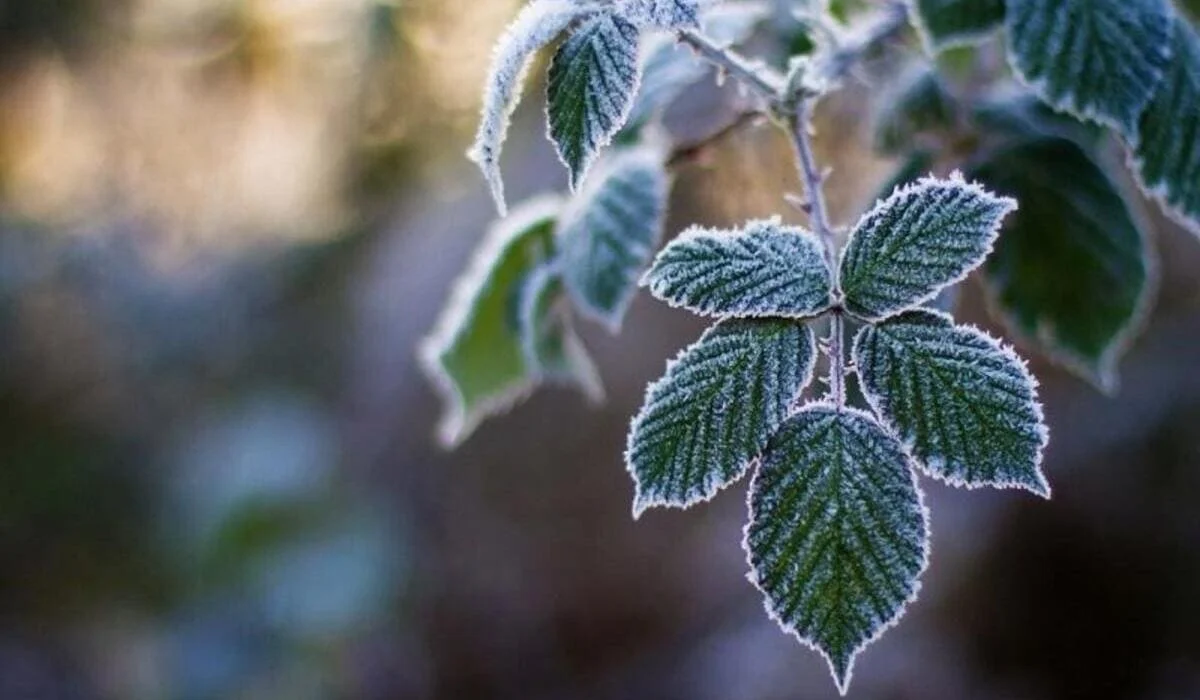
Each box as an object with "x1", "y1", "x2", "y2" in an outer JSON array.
[{"x1": 1, "y1": 1, "x2": 1199, "y2": 698}]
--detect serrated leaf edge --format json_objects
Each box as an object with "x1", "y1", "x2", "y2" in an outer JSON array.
[
  {"x1": 840, "y1": 171, "x2": 1018, "y2": 323},
  {"x1": 740, "y1": 402, "x2": 932, "y2": 696},
  {"x1": 625, "y1": 321, "x2": 819, "y2": 519},
  {"x1": 418, "y1": 195, "x2": 564, "y2": 448},
  {"x1": 851, "y1": 308, "x2": 1052, "y2": 498},
  {"x1": 1002, "y1": 0, "x2": 1175, "y2": 136},
  {"x1": 639, "y1": 216, "x2": 835, "y2": 319}
]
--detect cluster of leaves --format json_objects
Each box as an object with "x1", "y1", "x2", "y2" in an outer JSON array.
[
  {"x1": 424, "y1": 0, "x2": 769, "y2": 445},
  {"x1": 629, "y1": 175, "x2": 1047, "y2": 691},
  {"x1": 895, "y1": 0, "x2": 1200, "y2": 389},
  {"x1": 422, "y1": 0, "x2": 1200, "y2": 693}
]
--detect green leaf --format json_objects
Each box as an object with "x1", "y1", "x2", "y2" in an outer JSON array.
[
  {"x1": 1005, "y1": 0, "x2": 1173, "y2": 135},
  {"x1": 468, "y1": 0, "x2": 597, "y2": 214},
  {"x1": 969, "y1": 137, "x2": 1151, "y2": 390},
  {"x1": 909, "y1": 0, "x2": 1006, "y2": 52},
  {"x1": 420, "y1": 196, "x2": 562, "y2": 447},
  {"x1": 840, "y1": 174, "x2": 1017, "y2": 322},
  {"x1": 626, "y1": 318, "x2": 817, "y2": 516},
  {"x1": 518, "y1": 264, "x2": 605, "y2": 401},
  {"x1": 547, "y1": 11, "x2": 643, "y2": 190},
  {"x1": 853, "y1": 310, "x2": 1050, "y2": 496},
  {"x1": 873, "y1": 67, "x2": 959, "y2": 154},
  {"x1": 641, "y1": 218, "x2": 833, "y2": 318},
  {"x1": 1132, "y1": 17, "x2": 1200, "y2": 232},
  {"x1": 559, "y1": 146, "x2": 670, "y2": 330},
  {"x1": 746, "y1": 404, "x2": 929, "y2": 695}
]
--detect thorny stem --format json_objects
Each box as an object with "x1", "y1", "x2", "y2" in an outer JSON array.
[{"x1": 676, "y1": 2, "x2": 911, "y2": 411}]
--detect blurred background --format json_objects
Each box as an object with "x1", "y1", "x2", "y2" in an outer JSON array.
[{"x1": 1, "y1": 1, "x2": 1199, "y2": 698}]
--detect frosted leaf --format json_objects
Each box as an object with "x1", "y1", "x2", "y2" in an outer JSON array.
[
  {"x1": 1132, "y1": 17, "x2": 1200, "y2": 233},
  {"x1": 969, "y1": 137, "x2": 1150, "y2": 391},
  {"x1": 468, "y1": 0, "x2": 597, "y2": 215},
  {"x1": 624, "y1": 2, "x2": 769, "y2": 130},
  {"x1": 615, "y1": 0, "x2": 701, "y2": 29},
  {"x1": 746, "y1": 404, "x2": 929, "y2": 695},
  {"x1": 840, "y1": 174, "x2": 1016, "y2": 322},
  {"x1": 854, "y1": 310, "x2": 1050, "y2": 496},
  {"x1": 419, "y1": 197, "x2": 563, "y2": 447},
  {"x1": 873, "y1": 66, "x2": 958, "y2": 155},
  {"x1": 641, "y1": 218, "x2": 833, "y2": 318},
  {"x1": 518, "y1": 264, "x2": 605, "y2": 402},
  {"x1": 908, "y1": 0, "x2": 1005, "y2": 52},
  {"x1": 558, "y1": 146, "x2": 670, "y2": 330},
  {"x1": 547, "y1": 11, "x2": 643, "y2": 190},
  {"x1": 626, "y1": 318, "x2": 817, "y2": 517},
  {"x1": 1005, "y1": 0, "x2": 1173, "y2": 136}
]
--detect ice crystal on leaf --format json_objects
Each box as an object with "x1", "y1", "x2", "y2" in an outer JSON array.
[
  {"x1": 626, "y1": 318, "x2": 817, "y2": 517},
  {"x1": 840, "y1": 175, "x2": 1016, "y2": 322},
  {"x1": 641, "y1": 219, "x2": 833, "y2": 318},
  {"x1": 854, "y1": 309, "x2": 1050, "y2": 496},
  {"x1": 746, "y1": 404, "x2": 929, "y2": 695}
]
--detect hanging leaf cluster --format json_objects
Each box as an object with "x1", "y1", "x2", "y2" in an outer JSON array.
[
  {"x1": 630, "y1": 174, "x2": 1048, "y2": 691},
  {"x1": 426, "y1": 0, "x2": 769, "y2": 445}
]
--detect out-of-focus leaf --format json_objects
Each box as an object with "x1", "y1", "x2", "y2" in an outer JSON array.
[
  {"x1": 558, "y1": 146, "x2": 670, "y2": 330},
  {"x1": 420, "y1": 196, "x2": 562, "y2": 447},
  {"x1": 969, "y1": 137, "x2": 1150, "y2": 391},
  {"x1": 874, "y1": 66, "x2": 959, "y2": 154},
  {"x1": 910, "y1": 0, "x2": 1006, "y2": 52},
  {"x1": 517, "y1": 264, "x2": 605, "y2": 400}
]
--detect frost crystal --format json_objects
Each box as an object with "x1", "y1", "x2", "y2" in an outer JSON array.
[
  {"x1": 746, "y1": 404, "x2": 929, "y2": 695},
  {"x1": 854, "y1": 310, "x2": 1050, "y2": 496},
  {"x1": 840, "y1": 174, "x2": 1016, "y2": 322},
  {"x1": 626, "y1": 318, "x2": 817, "y2": 517},
  {"x1": 641, "y1": 219, "x2": 833, "y2": 318}
]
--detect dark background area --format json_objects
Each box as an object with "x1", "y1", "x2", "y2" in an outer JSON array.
[{"x1": 1, "y1": 1, "x2": 1199, "y2": 698}]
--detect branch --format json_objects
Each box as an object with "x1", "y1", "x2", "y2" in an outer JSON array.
[{"x1": 676, "y1": 29, "x2": 784, "y2": 105}]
